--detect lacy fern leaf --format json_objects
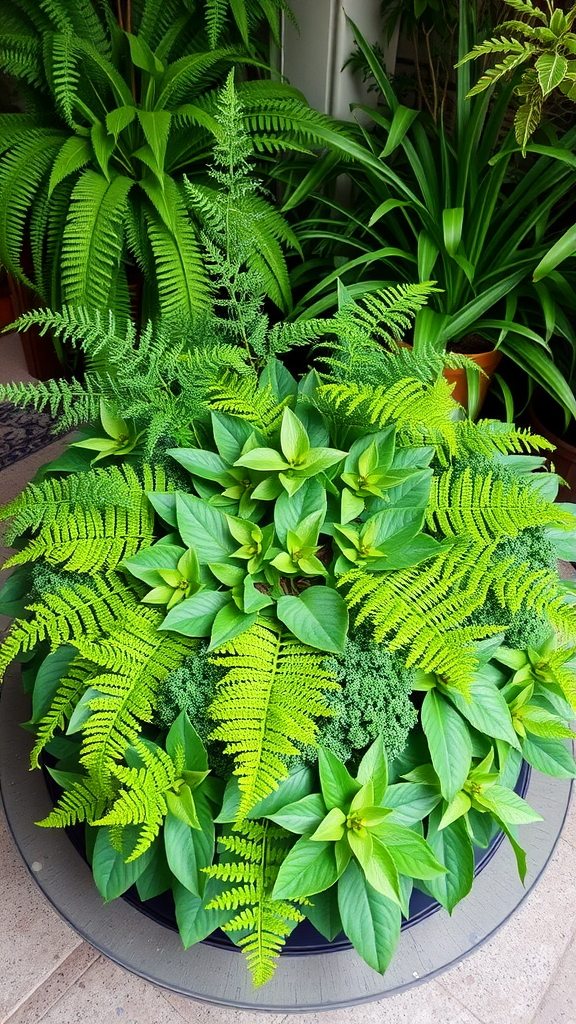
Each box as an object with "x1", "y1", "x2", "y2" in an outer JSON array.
[
  {"x1": 208, "y1": 622, "x2": 338, "y2": 817},
  {"x1": 426, "y1": 467, "x2": 574, "y2": 542},
  {"x1": 208, "y1": 372, "x2": 288, "y2": 439},
  {"x1": 30, "y1": 656, "x2": 94, "y2": 768},
  {"x1": 204, "y1": 818, "x2": 302, "y2": 986},
  {"x1": 340, "y1": 543, "x2": 504, "y2": 689}
]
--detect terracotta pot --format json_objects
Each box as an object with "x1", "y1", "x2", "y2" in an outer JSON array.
[
  {"x1": 529, "y1": 391, "x2": 576, "y2": 503},
  {"x1": 399, "y1": 342, "x2": 502, "y2": 413},
  {"x1": 443, "y1": 347, "x2": 503, "y2": 410}
]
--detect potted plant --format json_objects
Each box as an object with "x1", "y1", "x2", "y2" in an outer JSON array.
[
  {"x1": 2, "y1": 247, "x2": 576, "y2": 990},
  {"x1": 0, "y1": 0, "x2": 343, "y2": 338},
  {"x1": 278, "y1": 9, "x2": 576, "y2": 420}
]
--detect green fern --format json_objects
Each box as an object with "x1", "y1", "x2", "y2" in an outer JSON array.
[
  {"x1": 2, "y1": 467, "x2": 166, "y2": 575},
  {"x1": 318, "y1": 376, "x2": 458, "y2": 455},
  {"x1": 0, "y1": 572, "x2": 141, "y2": 679},
  {"x1": 93, "y1": 739, "x2": 185, "y2": 860},
  {"x1": 208, "y1": 622, "x2": 338, "y2": 818},
  {"x1": 208, "y1": 372, "x2": 288, "y2": 438},
  {"x1": 426, "y1": 467, "x2": 575, "y2": 542},
  {"x1": 204, "y1": 818, "x2": 303, "y2": 986},
  {"x1": 73, "y1": 605, "x2": 196, "y2": 791},
  {"x1": 30, "y1": 656, "x2": 94, "y2": 768},
  {"x1": 36, "y1": 775, "x2": 107, "y2": 829},
  {"x1": 454, "y1": 419, "x2": 555, "y2": 457},
  {"x1": 340, "y1": 543, "x2": 505, "y2": 690}
]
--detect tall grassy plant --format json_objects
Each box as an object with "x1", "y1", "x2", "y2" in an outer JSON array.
[{"x1": 281, "y1": 11, "x2": 576, "y2": 420}]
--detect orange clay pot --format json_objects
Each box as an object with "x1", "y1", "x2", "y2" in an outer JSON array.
[{"x1": 443, "y1": 347, "x2": 503, "y2": 410}]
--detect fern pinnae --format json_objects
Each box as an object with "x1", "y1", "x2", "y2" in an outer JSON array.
[
  {"x1": 208, "y1": 622, "x2": 338, "y2": 818},
  {"x1": 204, "y1": 818, "x2": 302, "y2": 986},
  {"x1": 30, "y1": 656, "x2": 94, "y2": 769}
]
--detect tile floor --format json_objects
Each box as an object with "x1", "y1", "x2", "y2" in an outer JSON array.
[{"x1": 1, "y1": 334, "x2": 576, "y2": 1024}]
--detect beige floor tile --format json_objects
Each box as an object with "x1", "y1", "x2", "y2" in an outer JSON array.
[
  {"x1": 285, "y1": 980, "x2": 484, "y2": 1024},
  {"x1": 4, "y1": 944, "x2": 100, "y2": 1024},
  {"x1": 32, "y1": 956, "x2": 202, "y2": 1024},
  {"x1": 0, "y1": 811, "x2": 82, "y2": 1021},
  {"x1": 165, "y1": 989, "x2": 288, "y2": 1024},
  {"x1": 433, "y1": 798, "x2": 576, "y2": 1024},
  {"x1": 530, "y1": 932, "x2": 576, "y2": 1024}
]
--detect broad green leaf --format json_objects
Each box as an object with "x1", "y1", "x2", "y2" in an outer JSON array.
[
  {"x1": 208, "y1": 603, "x2": 256, "y2": 650},
  {"x1": 211, "y1": 411, "x2": 253, "y2": 463},
  {"x1": 473, "y1": 784, "x2": 543, "y2": 825},
  {"x1": 135, "y1": 839, "x2": 172, "y2": 901},
  {"x1": 167, "y1": 448, "x2": 234, "y2": 483},
  {"x1": 310, "y1": 807, "x2": 347, "y2": 842},
  {"x1": 361, "y1": 836, "x2": 401, "y2": 903},
  {"x1": 522, "y1": 735, "x2": 576, "y2": 778},
  {"x1": 318, "y1": 747, "x2": 361, "y2": 810},
  {"x1": 536, "y1": 52, "x2": 568, "y2": 97},
  {"x1": 492, "y1": 815, "x2": 527, "y2": 882},
  {"x1": 160, "y1": 590, "x2": 230, "y2": 637},
  {"x1": 442, "y1": 207, "x2": 464, "y2": 256},
  {"x1": 274, "y1": 479, "x2": 326, "y2": 547},
  {"x1": 176, "y1": 493, "x2": 235, "y2": 562},
  {"x1": 164, "y1": 797, "x2": 214, "y2": 895},
  {"x1": 372, "y1": 822, "x2": 446, "y2": 879},
  {"x1": 266, "y1": 793, "x2": 327, "y2": 834},
  {"x1": 136, "y1": 109, "x2": 171, "y2": 174},
  {"x1": 422, "y1": 691, "x2": 472, "y2": 802},
  {"x1": 235, "y1": 448, "x2": 288, "y2": 472},
  {"x1": 125, "y1": 31, "x2": 163, "y2": 75},
  {"x1": 105, "y1": 106, "x2": 136, "y2": 139},
  {"x1": 166, "y1": 710, "x2": 207, "y2": 771},
  {"x1": 438, "y1": 790, "x2": 472, "y2": 829},
  {"x1": 280, "y1": 406, "x2": 310, "y2": 463},
  {"x1": 533, "y1": 224, "x2": 576, "y2": 281},
  {"x1": 123, "y1": 542, "x2": 185, "y2": 586},
  {"x1": 146, "y1": 491, "x2": 177, "y2": 527},
  {"x1": 31, "y1": 644, "x2": 77, "y2": 723},
  {"x1": 276, "y1": 587, "x2": 348, "y2": 653},
  {"x1": 445, "y1": 677, "x2": 520, "y2": 749},
  {"x1": 92, "y1": 826, "x2": 152, "y2": 902},
  {"x1": 384, "y1": 783, "x2": 442, "y2": 825},
  {"x1": 173, "y1": 877, "x2": 231, "y2": 947},
  {"x1": 337, "y1": 859, "x2": 401, "y2": 973},
  {"x1": 246, "y1": 767, "x2": 316, "y2": 819},
  {"x1": 273, "y1": 836, "x2": 341, "y2": 899},
  {"x1": 305, "y1": 884, "x2": 343, "y2": 941},
  {"x1": 381, "y1": 104, "x2": 419, "y2": 157},
  {"x1": 425, "y1": 805, "x2": 474, "y2": 913},
  {"x1": 357, "y1": 734, "x2": 388, "y2": 803}
]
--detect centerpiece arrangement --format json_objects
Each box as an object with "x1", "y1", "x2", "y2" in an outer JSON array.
[{"x1": 1, "y1": 80, "x2": 576, "y2": 990}]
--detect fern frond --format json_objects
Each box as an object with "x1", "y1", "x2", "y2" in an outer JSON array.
[
  {"x1": 455, "y1": 419, "x2": 555, "y2": 457},
  {"x1": 208, "y1": 372, "x2": 287, "y2": 439},
  {"x1": 426, "y1": 467, "x2": 574, "y2": 542},
  {"x1": 341, "y1": 543, "x2": 504, "y2": 690},
  {"x1": 0, "y1": 572, "x2": 141, "y2": 679},
  {"x1": 318, "y1": 376, "x2": 458, "y2": 455},
  {"x1": 30, "y1": 656, "x2": 94, "y2": 769},
  {"x1": 93, "y1": 740, "x2": 179, "y2": 859},
  {"x1": 37, "y1": 775, "x2": 107, "y2": 828},
  {"x1": 209, "y1": 622, "x2": 338, "y2": 818},
  {"x1": 74, "y1": 606, "x2": 195, "y2": 790},
  {"x1": 204, "y1": 818, "x2": 301, "y2": 987},
  {"x1": 0, "y1": 376, "x2": 99, "y2": 428}
]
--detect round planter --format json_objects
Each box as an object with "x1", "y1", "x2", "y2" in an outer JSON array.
[
  {"x1": 530, "y1": 391, "x2": 576, "y2": 503},
  {"x1": 0, "y1": 663, "x2": 572, "y2": 1012}
]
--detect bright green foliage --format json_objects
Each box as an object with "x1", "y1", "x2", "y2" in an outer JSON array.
[
  {"x1": 207, "y1": 371, "x2": 289, "y2": 438},
  {"x1": 209, "y1": 622, "x2": 339, "y2": 817},
  {"x1": 1, "y1": 465, "x2": 167, "y2": 573},
  {"x1": 204, "y1": 818, "x2": 302, "y2": 985},
  {"x1": 156, "y1": 649, "x2": 222, "y2": 735},
  {"x1": 36, "y1": 776, "x2": 108, "y2": 830},
  {"x1": 205, "y1": 0, "x2": 293, "y2": 49},
  {"x1": 341, "y1": 543, "x2": 504, "y2": 689},
  {"x1": 30, "y1": 656, "x2": 94, "y2": 768},
  {"x1": 0, "y1": 1, "x2": 340, "y2": 318},
  {"x1": 317, "y1": 631, "x2": 417, "y2": 766},
  {"x1": 460, "y1": 0, "x2": 576, "y2": 151},
  {"x1": 0, "y1": 571, "x2": 140, "y2": 678},
  {"x1": 426, "y1": 466, "x2": 574, "y2": 541},
  {"x1": 318, "y1": 377, "x2": 458, "y2": 456},
  {"x1": 73, "y1": 605, "x2": 195, "y2": 790},
  {"x1": 453, "y1": 420, "x2": 555, "y2": 458},
  {"x1": 92, "y1": 740, "x2": 185, "y2": 860}
]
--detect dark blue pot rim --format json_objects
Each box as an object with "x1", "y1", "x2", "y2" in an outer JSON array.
[{"x1": 43, "y1": 757, "x2": 531, "y2": 958}]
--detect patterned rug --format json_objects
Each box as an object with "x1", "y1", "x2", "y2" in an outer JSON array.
[{"x1": 0, "y1": 402, "x2": 64, "y2": 471}]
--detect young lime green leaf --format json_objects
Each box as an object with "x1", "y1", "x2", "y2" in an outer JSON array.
[
  {"x1": 310, "y1": 807, "x2": 347, "y2": 842},
  {"x1": 318, "y1": 747, "x2": 362, "y2": 811},
  {"x1": 266, "y1": 793, "x2": 327, "y2": 834},
  {"x1": 166, "y1": 786, "x2": 201, "y2": 829},
  {"x1": 166, "y1": 710, "x2": 208, "y2": 772},
  {"x1": 371, "y1": 821, "x2": 446, "y2": 879},
  {"x1": 208, "y1": 603, "x2": 256, "y2": 651},
  {"x1": 280, "y1": 406, "x2": 311, "y2": 464},
  {"x1": 472, "y1": 785, "x2": 543, "y2": 825},
  {"x1": 422, "y1": 690, "x2": 473, "y2": 802},
  {"x1": 357, "y1": 734, "x2": 388, "y2": 803},
  {"x1": 438, "y1": 789, "x2": 472, "y2": 830},
  {"x1": 350, "y1": 780, "x2": 375, "y2": 813},
  {"x1": 360, "y1": 836, "x2": 402, "y2": 904},
  {"x1": 160, "y1": 590, "x2": 230, "y2": 637}
]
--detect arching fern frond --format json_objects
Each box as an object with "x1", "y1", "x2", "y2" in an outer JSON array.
[
  {"x1": 455, "y1": 419, "x2": 555, "y2": 457},
  {"x1": 74, "y1": 605, "x2": 196, "y2": 791},
  {"x1": 36, "y1": 774, "x2": 107, "y2": 828},
  {"x1": 30, "y1": 656, "x2": 94, "y2": 768},
  {"x1": 204, "y1": 818, "x2": 302, "y2": 987},
  {"x1": 318, "y1": 377, "x2": 458, "y2": 455},
  {"x1": 208, "y1": 622, "x2": 338, "y2": 818},
  {"x1": 2, "y1": 465, "x2": 169, "y2": 574},
  {"x1": 426, "y1": 467, "x2": 575, "y2": 542},
  {"x1": 208, "y1": 372, "x2": 287, "y2": 439},
  {"x1": 340, "y1": 543, "x2": 504, "y2": 690},
  {"x1": 0, "y1": 376, "x2": 100, "y2": 428}
]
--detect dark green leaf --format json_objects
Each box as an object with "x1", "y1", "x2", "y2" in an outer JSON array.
[
  {"x1": 422, "y1": 690, "x2": 472, "y2": 802},
  {"x1": 273, "y1": 836, "x2": 341, "y2": 899},
  {"x1": 276, "y1": 587, "x2": 348, "y2": 653},
  {"x1": 337, "y1": 859, "x2": 401, "y2": 973},
  {"x1": 318, "y1": 747, "x2": 361, "y2": 810},
  {"x1": 425, "y1": 805, "x2": 474, "y2": 912}
]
